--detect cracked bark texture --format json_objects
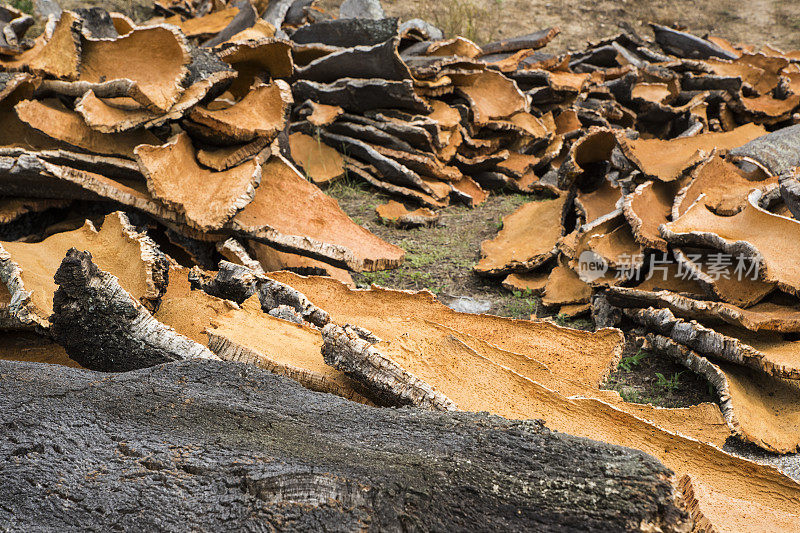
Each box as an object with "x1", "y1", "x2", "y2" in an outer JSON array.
[
  {"x1": 0, "y1": 359, "x2": 691, "y2": 532},
  {"x1": 50, "y1": 249, "x2": 217, "y2": 371}
]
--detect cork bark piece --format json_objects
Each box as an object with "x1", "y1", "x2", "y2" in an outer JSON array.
[
  {"x1": 474, "y1": 197, "x2": 565, "y2": 276},
  {"x1": 320, "y1": 311, "x2": 800, "y2": 530},
  {"x1": 650, "y1": 334, "x2": 800, "y2": 455},
  {"x1": 229, "y1": 155, "x2": 405, "y2": 271},
  {"x1": 78, "y1": 24, "x2": 191, "y2": 113},
  {"x1": 375, "y1": 200, "x2": 439, "y2": 228},
  {"x1": 207, "y1": 295, "x2": 372, "y2": 404},
  {"x1": 14, "y1": 98, "x2": 160, "y2": 158},
  {"x1": 0, "y1": 331, "x2": 80, "y2": 367},
  {"x1": 50, "y1": 249, "x2": 216, "y2": 371},
  {"x1": 248, "y1": 241, "x2": 354, "y2": 287},
  {"x1": 574, "y1": 179, "x2": 620, "y2": 224},
  {"x1": 608, "y1": 286, "x2": 800, "y2": 333},
  {"x1": 623, "y1": 179, "x2": 686, "y2": 252},
  {"x1": 627, "y1": 306, "x2": 800, "y2": 380},
  {"x1": 0, "y1": 212, "x2": 168, "y2": 329},
  {"x1": 168, "y1": 7, "x2": 240, "y2": 38},
  {"x1": 189, "y1": 80, "x2": 291, "y2": 143},
  {"x1": 664, "y1": 190, "x2": 800, "y2": 296},
  {"x1": 501, "y1": 270, "x2": 549, "y2": 294},
  {"x1": 296, "y1": 37, "x2": 412, "y2": 83},
  {"x1": 619, "y1": 124, "x2": 767, "y2": 182},
  {"x1": 0, "y1": 198, "x2": 70, "y2": 225},
  {"x1": 451, "y1": 70, "x2": 528, "y2": 124},
  {"x1": 542, "y1": 256, "x2": 592, "y2": 306},
  {"x1": 672, "y1": 154, "x2": 778, "y2": 219},
  {"x1": 288, "y1": 132, "x2": 345, "y2": 184},
  {"x1": 267, "y1": 272, "x2": 624, "y2": 389},
  {"x1": 135, "y1": 133, "x2": 261, "y2": 232},
  {"x1": 196, "y1": 138, "x2": 269, "y2": 171},
  {"x1": 0, "y1": 11, "x2": 81, "y2": 80},
  {"x1": 216, "y1": 38, "x2": 292, "y2": 97}
]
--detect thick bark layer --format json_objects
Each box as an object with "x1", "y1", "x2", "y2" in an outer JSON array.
[
  {"x1": 50, "y1": 249, "x2": 217, "y2": 371},
  {"x1": 0, "y1": 358, "x2": 691, "y2": 531}
]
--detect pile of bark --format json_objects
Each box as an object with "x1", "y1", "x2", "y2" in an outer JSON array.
[{"x1": 3, "y1": 0, "x2": 800, "y2": 530}]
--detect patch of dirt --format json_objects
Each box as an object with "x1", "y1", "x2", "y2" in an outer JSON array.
[{"x1": 602, "y1": 335, "x2": 718, "y2": 408}]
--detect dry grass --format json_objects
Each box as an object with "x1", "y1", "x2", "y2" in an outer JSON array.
[{"x1": 319, "y1": 0, "x2": 800, "y2": 51}]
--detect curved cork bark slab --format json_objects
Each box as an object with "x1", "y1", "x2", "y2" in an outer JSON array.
[
  {"x1": 619, "y1": 123, "x2": 767, "y2": 182},
  {"x1": 0, "y1": 212, "x2": 168, "y2": 328},
  {"x1": 663, "y1": 190, "x2": 800, "y2": 296},
  {"x1": 78, "y1": 24, "x2": 191, "y2": 112},
  {"x1": 451, "y1": 70, "x2": 528, "y2": 124},
  {"x1": 316, "y1": 306, "x2": 800, "y2": 530},
  {"x1": 501, "y1": 270, "x2": 549, "y2": 294},
  {"x1": 288, "y1": 132, "x2": 345, "y2": 184},
  {"x1": 557, "y1": 128, "x2": 618, "y2": 188},
  {"x1": 136, "y1": 133, "x2": 261, "y2": 232},
  {"x1": 542, "y1": 256, "x2": 593, "y2": 306},
  {"x1": 673, "y1": 247, "x2": 775, "y2": 307},
  {"x1": 296, "y1": 37, "x2": 411, "y2": 83},
  {"x1": 574, "y1": 178, "x2": 620, "y2": 224},
  {"x1": 207, "y1": 296, "x2": 373, "y2": 404},
  {"x1": 248, "y1": 241, "x2": 354, "y2": 287},
  {"x1": 728, "y1": 123, "x2": 800, "y2": 176},
  {"x1": 168, "y1": 6, "x2": 239, "y2": 38},
  {"x1": 292, "y1": 78, "x2": 431, "y2": 114},
  {"x1": 623, "y1": 179, "x2": 686, "y2": 252},
  {"x1": 650, "y1": 334, "x2": 800, "y2": 454},
  {"x1": 672, "y1": 154, "x2": 778, "y2": 219},
  {"x1": 14, "y1": 98, "x2": 160, "y2": 158},
  {"x1": 626, "y1": 306, "x2": 800, "y2": 380},
  {"x1": 0, "y1": 357, "x2": 693, "y2": 531},
  {"x1": 0, "y1": 198, "x2": 70, "y2": 225},
  {"x1": 0, "y1": 11, "x2": 81, "y2": 80},
  {"x1": 343, "y1": 160, "x2": 448, "y2": 208},
  {"x1": 375, "y1": 201, "x2": 439, "y2": 228},
  {"x1": 196, "y1": 137, "x2": 269, "y2": 171},
  {"x1": 228, "y1": 154, "x2": 405, "y2": 271},
  {"x1": 217, "y1": 38, "x2": 293, "y2": 97},
  {"x1": 189, "y1": 80, "x2": 291, "y2": 143},
  {"x1": 50, "y1": 249, "x2": 217, "y2": 371},
  {"x1": 609, "y1": 286, "x2": 800, "y2": 332},
  {"x1": 266, "y1": 272, "x2": 624, "y2": 389},
  {"x1": 474, "y1": 197, "x2": 565, "y2": 276}
]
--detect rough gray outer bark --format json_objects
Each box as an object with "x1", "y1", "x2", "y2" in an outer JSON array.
[
  {"x1": 728, "y1": 124, "x2": 800, "y2": 176},
  {"x1": 322, "y1": 323, "x2": 458, "y2": 410},
  {"x1": 650, "y1": 23, "x2": 737, "y2": 60},
  {"x1": 296, "y1": 38, "x2": 411, "y2": 83},
  {"x1": 0, "y1": 358, "x2": 692, "y2": 531},
  {"x1": 290, "y1": 17, "x2": 399, "y2": 47},
  {"x1": 292, "y1": 78, "x2": 431, "y2": 114},
  {"x1": 50, "y1": 249, "x2": 217, "y2": 371}
]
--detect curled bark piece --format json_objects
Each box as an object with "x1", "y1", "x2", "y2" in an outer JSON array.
[
  {"x1": 302, "y1": 100, "x2": 343, "y2": 126},
  {"x1": 196, "y1": 137, "x2": 269, "y2": 171},
  {"x1": 608, "y1": 286, "x2": 800, "y2": 333},
  {"x1": 189, "y1": 80, "x2": 291, "y2": 143},
  {"x1": 216, "y1": 37, "x2": 293, "y2": 89},
  {"x1": 626, "y1": 306, "x2": 800, "y2": 380},
  {"x1": 0, "y1": 11, "x2": 81, "y2": 80},
  {"x1": 287, "y1": 131, "x2": 345, "y2": 183},
  {"x1": 620, "y1": 124, "x2": 767, "y2": 182},
  {"x1": 479, "y1": 27, "x2": 560, "y2": 56},
  {"x1": 292, "y1": 78, "x2": 431, "y2": 114},
  {"x1": 14, "y1": 98, "x2": 159, "y2": 159},
  {"x1": 623, "y1": 179, "x2": 685, "y2": 252},
  {"x1": 0, "y1": 212, "x2": 168, "y2": 328},
  {"x1": 343, "y1": 159, "x2": 448, "y2": 208},
  {"x1": 50, "y1": 248, "x2": 217, "y2": 371},
  {"x1": 229, "y1": 155, "x2": 405, "y2": 271},
  {"x1": 673, "y1": 247, "x2": 776, "y2": 308},
  {"x1": 542, "y1": 256, "x2": 592, "y2": 306},
  {"x1": 189, "y1": 261, "x2": 258, "y2": 304},
  {"x1": 168, "y1": 6, "x2": 240, "y2": 38},
  {"x1": 321, "y1": 323, "x2": 457, "y2": 410},
  {"x1": 575, "y1": 178, "x2": 620, "y2": 223},
  {"x1": 248, "y1": 240, "x2": 354, "y2": 286},
  {"x1": 672, "y1": 154, "x2": 778, "y2": 219},
  {"x1": 651, "y1": 24, "x2": 737, "y2": 60},
  {"x1": 474, "y1": 197, "x2": 565, "y2": 276},
  {"x1": 663, "y1": 190, "x2": 800, "y2": 296},
  {"x1": 201, "y1": 0, "x2": 257, "y2": 47},
  {"x1": 296, "y1": 37, "x2": 411, "y2": 82},
  {"x1": 649, "y1": 334, "x2": 800, "y2": 454},
  {"x1": 502, "y1": 270, "x2": 549, "y2": 294},
  {"x1": 78, "y1": 24, "x2": 191, "y2": 113},
  {"x1": 728, "y1": 123, "x2": 800, "y2": 176},
  {"x1": 291, "y1": 17, "x2": 398, "y2": 47},
  {"x1": 375, "y1": 200, "x2": 439, "y2": 228},
  {"x1": 207, "y1": 295, "x2": 369, "y2": 403},
  {"x1": 451, "y1": 70, "x2": 527, "y2": 124},
  {"x1": 135, "y1": 133, "x2": 261, "y2": 232}
]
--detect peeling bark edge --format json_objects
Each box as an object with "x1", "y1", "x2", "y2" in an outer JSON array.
[
  {"x1": 50, "y1": 248, "x2": 217, "y2": 371},
  {"x1": 321, "y1": 323, "x2": 457, "y2": 411},
  {"x1": 625, "y1": 306, "x2": 800, "y2": 380}
]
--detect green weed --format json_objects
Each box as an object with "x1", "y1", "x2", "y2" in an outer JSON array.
[
  {"x1": 618, "y1": 349, "x2": 649, "y2": 372},
  {"x1": 655, "y1": 372, "x2": 683, "y2": 391}
]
